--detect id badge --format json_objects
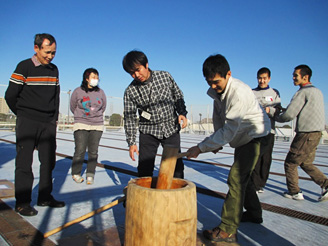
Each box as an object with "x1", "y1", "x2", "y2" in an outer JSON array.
[{"x1": 141, "y1": 110, "x2": 151, "y2": 120}]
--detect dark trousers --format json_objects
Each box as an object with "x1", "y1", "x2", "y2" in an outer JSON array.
[
  {"x1": 71, "y1": 130, "x2": 103, "y2": 178},
  {"x1": 15, "y1": 116, "x2": 57, "y2": 206},
  {"x1": 138, "y1": 132, "x2": 184, "y2": 178},
  {"x1": 251, "y1": 133, "x2": 274, "y2": 190}
]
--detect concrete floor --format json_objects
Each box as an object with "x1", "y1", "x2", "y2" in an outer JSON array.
[{"x1": 0, "y1": 130, "x2": 328, "y2": 245}]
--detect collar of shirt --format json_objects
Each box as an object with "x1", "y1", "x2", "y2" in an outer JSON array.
[
  {"x1": 256, "y1": 85, "x2": 270, "y2": 90},
  {"x1": 301, "y1": 82, "x2": 312, "y2": 88},
  {"x1": 31, "y1": 55, "x2": 54, "y2": 68}
]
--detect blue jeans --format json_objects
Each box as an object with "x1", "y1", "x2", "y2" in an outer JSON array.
[{"x1": 71, "y1": 130, "x2": 103, "y2": 178}]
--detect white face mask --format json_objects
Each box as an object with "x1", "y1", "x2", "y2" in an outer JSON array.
[{"x1": 89, "y1": 79, "x2": 99, "y2": 87}]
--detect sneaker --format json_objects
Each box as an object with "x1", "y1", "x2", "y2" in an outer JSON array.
[
  {"x1": 318, "y1": 187, "x2": 328, "y2": 202},
  {"x1": 72, "y1": 175, "x2": 84, "y2": 183},
  {"x1": 241, "y1": 211, "x2": 263, "y2": 224},
  {"x1": 257, "y1": 187, "x2": 264, "y2": 193},
  {"x1": 86, "y1": 177, "x2": 94, "y2": 185},
  {"x1": 283, "y1": 191, "x2": 304, "y2": 200},
  {"x1": 203, "y1": 226, "x2": 237, "y2": 243}
]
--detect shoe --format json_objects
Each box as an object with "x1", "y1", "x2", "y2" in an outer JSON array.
[
  {"x1": 15, "y1": 205, "x2": 38, "y2": 216},
  {"x1": 203, "y1": 226, "x2": 237, "y2": 243},
  {"x1": 257, "y1": 187, "x2": 264, "y2": 193},
  {"x1": 72, "y1": 175, "x2": 84, "y2": 183},
  {"x1": 318, "y1": 187, "x2": 328, "y2": 202},
  {"x1": 86, "y1": 177, "x2": 94, "y2": 185},
  {"x1": 37, "y1": 198, "x2": 65, "y2": 207},
  {"x1": 241, "y1": 211, "x2": 263, "y2": 224},
  {"x1": 283, "y1": 191, "x2": 304, "y2": 200}
]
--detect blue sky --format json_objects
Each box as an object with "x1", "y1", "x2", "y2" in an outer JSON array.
[{"x1": 1, "y1": 0, "x2": 327, "y2": 123}]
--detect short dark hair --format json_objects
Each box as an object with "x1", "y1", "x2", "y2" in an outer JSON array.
[
  {"x1": 295, "y1": 64, "x2": 312, "y2": 80},
  {"x1": 81, "y1": 68, "x2": 100, "y2": 92},
  {"x1": 122, "y1": 50, "x2": 148, "y2": 74},
  {"x1": 202, "y1": 54, "x2": 230, "y2": 79},
  {"x1": 34, "y1": 33, "x2": 56, "y2": 48},
  {"x1": 257, "y1": 67, "x2": 271, "y2": 78}
]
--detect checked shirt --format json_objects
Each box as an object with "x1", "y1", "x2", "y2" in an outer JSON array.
[{"x1": 123, "y1": 70, "x2": 187, "y2": 146}]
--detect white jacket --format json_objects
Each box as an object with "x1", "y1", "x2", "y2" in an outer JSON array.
[{"x1": 198, "y1": 77, "x2": 271, "y2": 152}]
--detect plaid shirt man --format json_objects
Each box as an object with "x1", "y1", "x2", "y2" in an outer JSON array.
[{"x1": 124, "y1": 70, "x2": 187, "y2": 146}]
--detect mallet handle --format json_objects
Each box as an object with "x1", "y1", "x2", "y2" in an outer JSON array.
[
  {"x1": 177, "y1": 152, "x2": 190, "y2": 158},
  {"x1": 44, "y1": 196, "x2": 126, "y2": 238}
]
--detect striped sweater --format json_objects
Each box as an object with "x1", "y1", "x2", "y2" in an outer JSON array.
[{"x1": 5, "y1": 56, "x2": 60, "y2": 122}]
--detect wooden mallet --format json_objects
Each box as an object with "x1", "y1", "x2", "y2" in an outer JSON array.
[
  {"x1": 156, "y1": 146, "x2": 188, "y2": 189},
  {"x1": 177, "y1": 151, "x2": 190, "y2": 159},
  {"x1": 44, "y1": 147, "x2": 187, "y2": 237}
]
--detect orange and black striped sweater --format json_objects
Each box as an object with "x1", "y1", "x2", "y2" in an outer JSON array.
[{"x1": 5, "y1": 57, "x2": 60, "y2": 122}]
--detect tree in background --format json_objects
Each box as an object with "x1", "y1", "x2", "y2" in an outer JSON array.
[{"x1": 109, "y1": 113, "x2": 122, "y2": 126}]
